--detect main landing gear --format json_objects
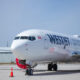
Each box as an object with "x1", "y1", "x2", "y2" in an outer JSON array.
[{"x1": 48, "y1": 63, "x2": 57, "y2": 71}]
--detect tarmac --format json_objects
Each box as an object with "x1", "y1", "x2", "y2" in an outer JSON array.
[{"x1": 0, "y1": 63, "x2": 80, "y2": 80}]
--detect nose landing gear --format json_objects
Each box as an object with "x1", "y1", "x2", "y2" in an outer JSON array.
[
  {"x1": 25, "y1": 66, "x2": 33, "y2": 75},
  {"x1": 25, "y1": 68, "x2": 33, "y2": 75}
]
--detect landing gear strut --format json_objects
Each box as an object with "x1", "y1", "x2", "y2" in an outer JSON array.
[{"x1": 48, "y1": 63, "x2": 57, "y2": 71}]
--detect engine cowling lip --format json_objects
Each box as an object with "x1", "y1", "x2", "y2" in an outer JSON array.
[{"x1": 16, "y1": 58, "x2": 29, "y2": 69}]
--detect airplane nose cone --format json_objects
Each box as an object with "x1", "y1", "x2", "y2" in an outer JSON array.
[
  {"x1": 11, "y1": 40, "x2": 27, "y2": 59},
  {"x1": 11, "y1": 43, "x2": 20, "y2": 53},
  {"x1": 11, "y1": 40, "x2": 22, "y2": 52}
]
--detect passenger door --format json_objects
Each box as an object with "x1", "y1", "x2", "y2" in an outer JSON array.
[{"x1": 44, "y1": 37, "x2": 49, "y2": 49}]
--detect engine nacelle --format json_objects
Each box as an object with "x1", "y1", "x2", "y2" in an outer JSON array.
[{"x1": 16, "y1": 58, "x2": 29, "y2": 69}]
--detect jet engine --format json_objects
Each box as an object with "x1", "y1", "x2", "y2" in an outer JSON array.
[{"x1": 16, "y1": 58, "x2": 29, "y2": 69}]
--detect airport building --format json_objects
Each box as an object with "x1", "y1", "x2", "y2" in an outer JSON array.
[{"x1": 0, "y1": 47, "x2": 15, "y2": 63}]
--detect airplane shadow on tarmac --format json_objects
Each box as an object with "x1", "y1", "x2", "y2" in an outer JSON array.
[{"x1": 33, "y1": 70, "x2": 80, "y2": 76}]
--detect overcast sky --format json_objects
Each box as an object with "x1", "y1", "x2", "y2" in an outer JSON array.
[{"x1": 0, "y1": 0, "x2": 80, "y2": 47}]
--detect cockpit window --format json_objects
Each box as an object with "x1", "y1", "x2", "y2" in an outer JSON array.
[
  {"x1": 14, "y1": 36, "x2": 20, "y2": 40},
  {"x1": 14, "y1": 36, "x2": 36, "y2": 41},
  {"x1": 29, "y1": 36, "x2": 36, "y2": 41},
  {"x1": 20, "y1": 36, "x2": 28, "y2": 39}
]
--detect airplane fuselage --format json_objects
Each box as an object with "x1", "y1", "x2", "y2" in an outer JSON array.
[{"x1": 11, "y1": 29, "x2": 80, "y2": 64}]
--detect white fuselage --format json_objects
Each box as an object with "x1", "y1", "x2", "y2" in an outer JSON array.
[{"x1": 11, "y1": 29, "x2": 80, "y2": 64}]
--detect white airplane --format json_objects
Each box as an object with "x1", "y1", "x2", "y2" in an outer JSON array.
[{"x1": 11, "y1": 29, "x2": 80, "y2": 75}]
